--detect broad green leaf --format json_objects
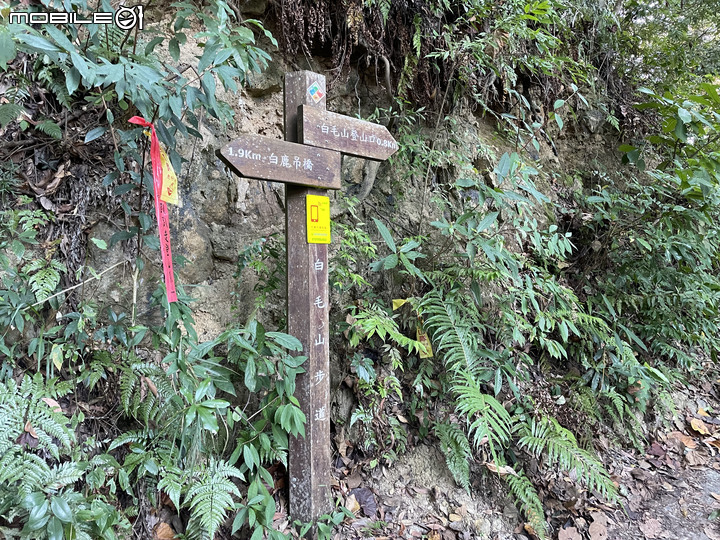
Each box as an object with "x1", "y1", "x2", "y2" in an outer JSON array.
[
  {"x1": 66, "y1": 67, "x2": 80, "y2": 95},
  {"x1": 50, "y1": 496, "x2": 72, "y2": 523},
  {"x1": 144, "y1": 36, "x2": 164, "y2": 55},
  {"x1": 677, "y1": 107, "x2": 692, "y2": 123},
  {"x1": 456, "y1": 177, "x2": 476, "y2": 188},
  {"x1": 47, "y1": 517, "x2": 63, "y2": 540},
  {"x1": 495, "y1": 152, "x2": 512, "y2": 182},
  {"x1": 245, "y1": 356, "x2": 257, "y2": 391},
  {"x1": 85, "y1": 126, "x2": 106, "y2": 143},
  {"x1": 383, "y1": 253, "x2": 399, "y2": 269},
  {"x1": 43, "y1": 24, "x2": 75, "y2": 52},
  {"x1": 674, "y1": 120, "x2": 687, "y2": 142},
  {"x1": 11, "y1": 239, "x2": 25, "y2": 259},
  {"x1": 17, "y1": 33, "x2": 60, "y2": 53},
  {"x1": 553, "y1": 99, "x2": 565, "y2": 110},
  {"x1": 266, "y1": 332, "x2": 302, "y2": 351},
  {"x1": 477, "y1": 211, "x2": 498, "y2": 232},
  {"x1": 201, "y1": 399, "x2": 229, "y2": 409},
  {"x1": 494, "y1": 368, "x2": 502, "y2": 396},
  {"x1": 169, "y1": 37, "x2": 180, "y2": 62},
  {"x1": 0, "y1": 29, "x2": 17, "y2": 70},
  {"x1": 49, "y1": 343, "x2": 63, "y2": 370},
  {"x1": 373, "y1": 217, "x2": 396, "y2": 252},
  {"x1": 250, "y1": 525, "x2": 264, "y2": 540}
]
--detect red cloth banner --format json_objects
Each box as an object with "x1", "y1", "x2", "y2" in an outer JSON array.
[{"x1": 128, "y1": 116, "x2": 178, "y2": 303}]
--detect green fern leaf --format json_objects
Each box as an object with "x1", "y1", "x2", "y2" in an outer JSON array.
[
  {"x1": 505, "y1": 468, "x2": 547, "y2": 539},
  {"x1": 453, "y1": 371, "x2": 512, "y2": 459},
  {"x1": 0, "y1": 103, "x2": 23, "y2": 128},
  {"x1": 516, "y1": 416, "x2": 617, "y2": 501},
  {"x1": 435, "y1": 421, "x2": 472, "y2": 491},
  {"x1": 185, "y1": 458, "x2": 243, "y2": 539},
  {"x1": 36, "y1": 119, "x2": 62, "y2": 139}
]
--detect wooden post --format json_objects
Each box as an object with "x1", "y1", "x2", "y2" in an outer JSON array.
[
  {"x1": 217, "y1": 69, "x2": 397, "y2": 526},
  {"x1": 284, "y1": 71, "x2": 332, "y2": 523}
]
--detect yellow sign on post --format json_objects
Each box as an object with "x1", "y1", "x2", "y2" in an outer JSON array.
[{"x1": 306, "y1": 194, "x2": 331, "y2": 244}]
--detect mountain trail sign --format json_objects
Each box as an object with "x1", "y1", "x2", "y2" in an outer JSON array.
[{"x1": 217, "y1": 70, "x2": 397, "y2": 526}]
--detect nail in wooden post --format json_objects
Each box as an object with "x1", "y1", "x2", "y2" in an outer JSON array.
[{"x1": 285, "y1": 71, "x2": 332, "y2": 523}]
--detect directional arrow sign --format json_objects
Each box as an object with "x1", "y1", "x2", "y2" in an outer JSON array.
[
  {"x1": 299, "y1": 105, "x2": 398, "y2": 161},
  {"x1": 217, "y1": 134, "x2": 342, "y2": 189}
]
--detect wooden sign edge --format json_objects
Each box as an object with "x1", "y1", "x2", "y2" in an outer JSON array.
[
  {"x1": 215, "y1": 143, "x2": 342, "y2": 190},
  {"x1": 298, "y1": 105, "x2": 398, "y2": 162}
]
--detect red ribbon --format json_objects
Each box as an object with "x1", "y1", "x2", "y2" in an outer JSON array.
[{"x1": 128, "y1": 116, "x2": 177, "y2": 303}]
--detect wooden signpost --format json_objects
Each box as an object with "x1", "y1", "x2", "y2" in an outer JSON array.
[{"x1": 218, "y1": 71, "x2": 397, "y2": 524}]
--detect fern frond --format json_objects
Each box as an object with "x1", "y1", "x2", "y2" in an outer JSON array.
[
  {"x1": 35, "y1": 119, "x2": 62, "y2": 139},
  {"x1": 37, "y1": 67, "x2": 72, "y2": 108},
  {"x1": 185, "y1": 459, "x2": 243, "y2": 539},
  {"x1": 453, "y1": 371, "x2": 512, "y2": 460},
  {"x1": 435, "y1": 421, "x2": 472, "y2": 491},
  {"x1": 505, "y1": 468, "x2": 547, "y2": 539},
  {"x1": 0, "y1": 103, "x2": 24, "y2": 128},
  {"x1": 44, "y1": 461, "x2": 84, "y2": 491},
  {"x1": 28, "y1": 262, "x2": 64, "y2": 302},
  {"x1": 599, "y1": 387, "x2": 624, "y2": 421},
  {"x1": 0, "y1": 449, "x2": 51, "y2": 494},
  {"x1": 516, "y1": 416, "x2": 617, "y2": 500},
  {"x1": 158, "y1": 466, "x2": 184, "y2": 512},
  {"x1": 420, "y1": 289, "x2": 490, "y2": 377},
  {"x1": 0, "y1": 375, "x2": 75, "y2": 459}
]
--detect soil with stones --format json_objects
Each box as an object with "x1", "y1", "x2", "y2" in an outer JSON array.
[{"x1": 263, "y1": 377, "x2": 720, "y2": 540}]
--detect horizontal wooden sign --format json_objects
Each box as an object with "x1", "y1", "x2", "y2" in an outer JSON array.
[
  {"x1": 217, "y1": 134, "x2": 341, "y2": 189},
  {"x1": 299, "y1": 105, "x2": 398, "y2": 161}
]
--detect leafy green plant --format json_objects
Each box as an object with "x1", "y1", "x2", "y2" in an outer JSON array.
[
  {"x1": 576, "y1": 84, "x2": 720, "y2": 375},
  {"x1": 0, "y1": 375, "x2": 130, "y2": 540}
]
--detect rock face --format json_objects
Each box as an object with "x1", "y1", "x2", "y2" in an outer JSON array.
[{"x1": 88, "y1": 52, "x2": 289, "y2": 337}]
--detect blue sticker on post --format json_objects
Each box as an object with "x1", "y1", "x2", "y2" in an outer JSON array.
[{"x1": 308, "y1": 81, "x2": 325, "y2": 103}]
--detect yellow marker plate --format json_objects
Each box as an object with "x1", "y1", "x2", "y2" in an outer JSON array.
[
  {"x1": 306, "y1": 195, "x2": 331, "y2": 244},
  {"x1": 159, "y1": 146, "x2": 178, "y2": 205}
]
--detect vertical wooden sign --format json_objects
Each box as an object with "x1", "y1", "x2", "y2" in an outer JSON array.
[
  {"x1": 218, "y1": 70, "x2": 397, "y2": 527},
  {"x1": 284, "y1": 71, "x2": 332, "y2": 523}
]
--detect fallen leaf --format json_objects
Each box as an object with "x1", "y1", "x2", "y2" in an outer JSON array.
[
  {"x1": 153, "y1": 522, "x2": 175, "y2": 540},
  {"x1": 558, "y1": 527, "x2": 582, "y2": 540},
  {"x1": 41, "y1": 397, "x2": 62, "y2": 413},
  {"x1": 427, "y1": 531, "x2": 441, "y2": 540},
  {"x1": 647, "y1": 441, "x2": 665, "y2": 457},
  {"x1": 699, "y1": 408, "x2": 711, "y2": 417},
  {"x1": 713, "y1": 493, "x2": 720, "y2": 502},
  {"x1": 23, "y1": 420, "x2": 38, "y2": 438},
  {"x1": 448, "y1": 514, "x2": 462, "y2": 522},
  {"x1": 485, "y1": 462, "x2": 518, "y2": 476},
  {"x1": 143, "y1": 376, "x2": 158, "y2": 398},
  {"x1": 706, "y1": 438, "x2": 720, "y2": 450},
  {"x1": 667, "y1": 430, "x2": 698, "y2": 449},
  {"x1": 349, "y1": 487, "x2": 377, "y2": 518},
  {"x1": 639, "y1": 518, "x2": 662, "y2": 539},
  {"x1": 686, "y1": 450, "x2": 708, "y2": 466},
  {"x1": 588, "y1": 512, "x2": 608, "y2": 540},
  {"x1": 690, "y1": 417, "x2": 711, "y2": 435},
  {"x1": 345, "y1": 471, "x2": 362, "y2": 489},
  {"x1": 345, "y1": 494, "x2": 361, "y2": 515}
]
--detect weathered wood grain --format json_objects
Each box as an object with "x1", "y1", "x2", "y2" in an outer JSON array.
[
  {"x1": 285, "y1": 71, "x2": 333, "y2": 524},
  {"x1": 217, "y1": 134, "x2": 341, "y2": 189},
  {"x1": 299, "y1": 105, "x2": 398, "y2": 161}
]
